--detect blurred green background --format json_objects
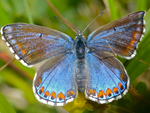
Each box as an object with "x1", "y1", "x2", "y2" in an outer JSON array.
[{"x1": 0, "y1": 0, "x2": 150, "y2": 113}]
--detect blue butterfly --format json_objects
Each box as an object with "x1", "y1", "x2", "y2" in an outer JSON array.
[{"x1": 1, "y1": 11, "x2": 145, "y2": 106}]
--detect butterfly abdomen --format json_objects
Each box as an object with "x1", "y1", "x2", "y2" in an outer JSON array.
[{"x1": 75, "y1": 59, "x2": 87, "y2": 93}]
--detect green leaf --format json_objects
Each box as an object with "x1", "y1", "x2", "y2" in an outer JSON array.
[
  {"x1": 107, "y1": 0, "x2": 119, "y2": 20},
  {"x1": 23, "y1": 0, "x2": 33, "y2": 24},
  {"x1": 137, "y1": 0, "x2": 148, "y2": 11},
  {"x1": 0, "y1": 92, "x2": 16, "y2": 113},
  {"x1": 0, "y1": 66, "x2": 36, "y2": 104}
]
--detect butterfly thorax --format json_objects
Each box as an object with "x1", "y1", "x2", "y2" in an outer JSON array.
[
  {"x1": 74, "y1": 34, "x2": 87, "y2": 59},
  {"x1": 74, "y1": 34, "x2": 89, "y2": 93}
]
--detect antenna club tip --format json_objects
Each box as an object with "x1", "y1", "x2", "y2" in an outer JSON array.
[
  {"x1": 78, "y1": 28, "x2": 82, "y2": 34},
  {"x1": 54, "y1": 15, "x2": 57, "y2": 18},
  {"x1": 99, "y1": 10, "x2": 105, "y2": 16},
  {"x1": 82, "y1": 10, "x2": 105, "y2": 34},
  {"x1": 102, "y1": 10, "x2": 105, "y2": 12}
]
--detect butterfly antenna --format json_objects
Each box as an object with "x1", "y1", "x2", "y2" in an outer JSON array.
[
  {"x1": 54, "y1": 16, "x2": 77, "y2": 34},
  {"x1": 82, "y1": 10, "x2": 105, "y2": 34}
]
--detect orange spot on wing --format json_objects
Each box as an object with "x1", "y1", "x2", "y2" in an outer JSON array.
[
  {"x1": 88, "y1": 89, "x2": 96, "y2": 95},
  {"x1": 106, "y1": 88, "x2": 112, "y2": 96},
  {"x1": 17, "y1": 43, "x2": 26, "y2": 55},
  {"x1": 40, "y1": 87, "x2": 44, "y2": 93},
  {"x1": 88, "y1": 89, "x2": 93, "y2": 94},
  {"x1": 50, "y1": 91, "x2": 56, "y2": 99},
  {"x1": 113, "y1": 87, "x2": 118, "y2": 93},
  {"x1": 98, "y1": 90, "x2": 105, "y2": 98},
  {"x1": 57, "y1": 92, "x2": 65, "y2": 100},
  {"x1": 70, "y1": 91, "x2": 74, "y2": 95},
  {"x1": 120, "y1": 73, "x2": 124, "y2": 80},
  {"x1": 133, "y1": 33, "x2": 137, "y2": 39},
  {"x1": 66, "y1": 90, "x2": 75, "y2": 97},
  {"x1": 21, "y1": 49, "x2": 26, "y2": 55},
  {"x1": 93, "y1": 90, "x2": 96, "y2": 93},
  {"x1": 118, "y1": 83, "x2": 123, "y2": 90},
  {"x1": 38, "y1": 77, "x2": 42, "y2": 84},
  {"x1": 130, "y1": 40, "x2": 135, "y2": 47},
  {"x1": 67, "y1": 91, "x2": 70, "y2": 95},
  {"x1": 44, "y1": 91, "x2": 50, "y2": 97},
  {"x1": 18, "y1": 43, "x2": 21, "y2": 49}
]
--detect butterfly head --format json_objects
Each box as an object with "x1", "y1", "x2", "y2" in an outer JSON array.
[
  {"x1": 73, "y1": 30, "x2": 89, "y2": 59},
  {"x1": 75, "y1": 29, "x2": 84, "y2": 39}
]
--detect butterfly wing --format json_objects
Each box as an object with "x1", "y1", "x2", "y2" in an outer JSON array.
[
  {"x1": 33, "y1": 53, "x2": 77, "y2": 106},
  {"x1": 87, "y1": 11, "x2": 145, "y2": 59},
  {"x1": 85, "y1": 51, "x2": 129, "y2": 104},
  {"x1": 1, "y1": 23, "x2": 73, "y2": 66}
]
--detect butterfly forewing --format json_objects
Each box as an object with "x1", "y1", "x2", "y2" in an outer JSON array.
[
  {"x1": 85, "y1": 51, "x2": 129, "y2": 104},
  {"x1": 1, "y1": 23, "x2": 73, "y2": 66},
  {"x1": 87, "y1": 11, "x2": 145, "y2": 59}
]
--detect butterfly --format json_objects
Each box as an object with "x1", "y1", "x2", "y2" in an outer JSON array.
[{"x1": 1, "y1": 11, "x2": 145, "y2": 106}]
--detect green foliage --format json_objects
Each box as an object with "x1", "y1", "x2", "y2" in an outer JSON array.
[
  {"x1": 0, "y1": 92, "x2": 16, "y2": 113},
  {"x1": 0, "y1": 0, "x2": 150, "y2": 113}
]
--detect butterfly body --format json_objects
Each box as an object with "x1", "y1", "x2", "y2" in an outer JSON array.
[
  {"x1": 1, "y1": 11, "x2": 145, "y2": 106},
  {"x1": 73, "y1": 34, "x2": 88, "y2": 93}
]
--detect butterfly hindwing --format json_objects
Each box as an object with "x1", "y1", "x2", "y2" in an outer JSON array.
[
  {"x1": 87, "y1": 11, "x2": 145, "y2": 59},
  {"x1": 85, "y1": 51, "x2": 129, "y2": 104},
  {"x1": 33, "y1": 53, "x2": 77, "y2": 106},
  {"x1": 1, "y1": 23, "x2": 73, "y2": 66}
]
